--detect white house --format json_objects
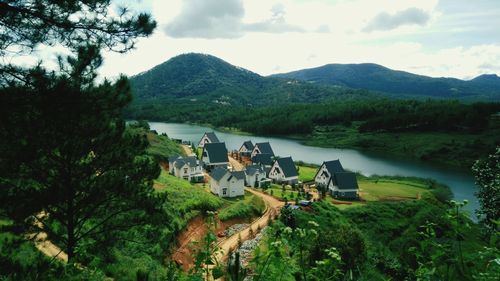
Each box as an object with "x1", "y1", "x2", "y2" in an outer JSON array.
[
  {"x1": 268, "y1": 156, "x2": 298, "y2": 185},
  {"x1": 327, "y1": 172, "x2": 359, "y2": 200},
  {"x1": 170, "y1": 156, "x2": 204, "y2": 183},
  {"x1": 210, "y1": 167, "x2": 245, "y2": 198},
  {"x1": 314, "y1": 160, "x2": 345, "y2": 187},
  {"x1": 251, "y1": 142, "x2": 275, "y2": 158},
  {"x1": 238, "y1": 140, "x2": 254, "y2": 156},
  {"x1": 202, "y1": 142, "x2": 229, "y2": 170},
  {"x1": 198, "y1": 132, "x2": 220, "y2": 148},
  {"x1": 245, "y1": 165, "x2": 271, "y2": 188}
]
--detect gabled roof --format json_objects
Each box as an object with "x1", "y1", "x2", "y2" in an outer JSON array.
[
  {"x1": 324, "y1": 160, "x2": 345, "y2": 174},
  {"x1": 275, "y1": 157, "x2": 298, "y2": 178},
  {"x1": 204, "y1": 142, "x2": 229, "y2": 163},
  {"x1": 254, "y1": 142, "x2": 275, "y2": 156},
  {"x1": 173, "y1": 156, "x2": 199, "y2": 169},
  {"x1": 332, "y1": 172, "x2": 358, "y2": 190},
  {"x1": 210, "y1": 167, "x2": 228, "y2": 182},
  {"x1": 205, "y1": 132, "x2": 220, "y2": 143},
  {"x1": 245, "y1": 165, "x2": 265, "y2": 176},
  {"x1": 251, "y1": 153, "x2": 273, "y2": 166},
  {"x1": 241, "y1": 140, "x2": 254, "y2": 151},
  {"x1": 229, "y1": 171, "x2": 246, "y2": 181},
  {"x1": 168, "y1": 155, "x2": 181, "y2": 163}
]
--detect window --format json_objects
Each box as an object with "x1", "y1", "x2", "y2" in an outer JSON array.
[
  {"x1": 184, "y1": 168, "x2": 188, "y2": 173},
  {"x1": 222, "y1": 188, "x2": 227, "y2": 195}
]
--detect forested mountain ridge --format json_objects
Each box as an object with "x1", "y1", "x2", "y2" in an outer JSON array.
[
  {"x1": 129, "y1": 53, "x2": 375, "y2": 105},
  {"x1": 272, "y1": 63, "x2": 500, "y2": 101}
]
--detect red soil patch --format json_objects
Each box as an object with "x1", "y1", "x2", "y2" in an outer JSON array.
[{"x1": 171, "y1": 215, "x2": 251, "y2": 271}]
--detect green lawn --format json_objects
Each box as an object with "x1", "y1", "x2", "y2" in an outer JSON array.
[
  {"x1": 358, "y1": 178, "x2": 431, "y2": 202},
  {"x1": 264, "y1": 184, "x2": 306, "y2": 201},
  {"x1": 297, "y1": 165, "x2": 317, "y2": 182},
  {"x1": 155, "y1": 172, "x2": 223, "y2": 224},
  {"x1": 218, "y1": 191, "x2": 266, "y2": 221}
]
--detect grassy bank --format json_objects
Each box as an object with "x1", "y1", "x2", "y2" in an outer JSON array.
[
  {"x1": 305, "y1": 124, "x2": 500, "y2": 169},
  {"x1": 218, "y1": 192, "x2": 266, "y2": 221}
]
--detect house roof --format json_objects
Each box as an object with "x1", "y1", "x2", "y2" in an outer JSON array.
[
  {"x1": 168, "y1": 155, "x2": 181, "y2": 163},
  {"x1": 229, "y1": 171, "x2": 246, "y2": 181},
  {"x1": 173, "y1": 156, "x2": 198, "y2": 169},
  {"x1": 332, "y1": 172, "x2": 359, "y2": 190},
  {"x1": 254, "y1": 142, "x2": 275, "y2": 156},
  {"x1": 204, "y1": 142, "x2": 229, "y2": 164},
  {"x1": 245, "y1": 165, "x2": 265, "y2": 176},
  {"x1": 210, "y1": 167, "x2": 228, "y2": 182},
  {"x1": 241, "y1": 140, "x2": 254, "y2": 151},
  {"x1": 275, "y1": 157, "x2": 298, "y2": 178},
  {"x1": 205, "y1": 132, "x2": 220, "y2": 143},
  {"x1": 251, "y1": 153, "x2": 273, "y2": 166},
  {"x1": 324, "y1": 160, "x2": 345, "y2": 174}
]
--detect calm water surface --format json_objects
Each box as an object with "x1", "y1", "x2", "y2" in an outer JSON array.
[{"x1": 149, "y1": 122, "x2": 479, "y2": 215}]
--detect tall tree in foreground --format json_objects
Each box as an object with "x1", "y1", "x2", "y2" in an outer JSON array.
[
  {"x1": 472, "y1": 147, "x2": 500, "y2": 232},
  {"x1": 0, "y1": 0, "x2": 160, "y2": 263}
]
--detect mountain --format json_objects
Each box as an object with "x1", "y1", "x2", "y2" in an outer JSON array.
[
  {"x1": 271, "y1": 63, "x2": 500, "y2": 101},
  {"x1": 129, "y1": 53, "x2": 373, "y2": 106}
]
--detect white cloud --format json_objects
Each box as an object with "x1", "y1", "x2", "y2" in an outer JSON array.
[
  {"x1": 363, "y1": 8, "x2": 431, "y2": 32},
  {"x1": 163, "y1": 0, "x2": 307, "y2": 39}
]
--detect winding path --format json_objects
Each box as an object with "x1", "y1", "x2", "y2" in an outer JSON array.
[{"x1": 214, "y1": 187, "x2": 284, "y2": 263}]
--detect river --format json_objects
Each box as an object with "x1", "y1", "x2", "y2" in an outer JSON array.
[{"x1": 149, "y1": 122, "x2": 479, "y2": 216}]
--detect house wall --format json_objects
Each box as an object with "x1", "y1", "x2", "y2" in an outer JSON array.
[
  {"x1": 314, "y1": 164, "x2": 330, "y2": 187},
  {"x1": 223, "y1": 178, "x2": 245, "y2": 197},
  {"x1": 246, "y1": 172, "x2": 266, "y2": 187},
  {"x1": 210, "y1": 178, "x2": 220, "y2": 195},
  {"x1": 250, "y1": 147, "x2": 261, "y2": 158},
  {"x1": 198, "y1": 135, "x2": 211, "y2": 148}
]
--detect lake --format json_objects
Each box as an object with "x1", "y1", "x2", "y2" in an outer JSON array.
[{"x1": 149, "y1": 122, "x2": 479, "y2": 215}]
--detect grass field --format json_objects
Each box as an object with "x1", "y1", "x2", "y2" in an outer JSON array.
[
  {"x1": 264, "y1": 184, "x2": 306, "y2": 201},
  {"x1": 358, "y1": 178, "x2": 431, "y2": 201},
  {"x1": 218, "y1": 191, "x2": 266, "y2": 221},
  {"x1": 297, "y1": 165, "x2": 317, "y2": 182},
  {"x1": 155, "y1": 172, "x2": 223, "y2": 225}
]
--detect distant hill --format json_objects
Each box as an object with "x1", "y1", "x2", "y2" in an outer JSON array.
[
  {"x1": 271, "y1": 63, "x2": 500, "y2": 101},
  {"x1": 129, "y1": 53, "x2": 374, "y2": 106}
]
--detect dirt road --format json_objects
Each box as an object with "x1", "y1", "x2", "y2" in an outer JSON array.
[
  {"x1": 228, "y1": 156, "x2": 245, "y2": 171},
  {"x1": 214, "y1": 188, "x2": 284, "y2": 263},
  {"x1": 181, "y1": 144, "x2": 195, "y2": 156},
  {"x1": 29, "y1": 212, "x2": 68, "y2": 263}
]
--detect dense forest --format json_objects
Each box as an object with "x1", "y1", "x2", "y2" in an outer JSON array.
[{"x1": 126, "y1": 98, "x2": 500, "y2": 167}]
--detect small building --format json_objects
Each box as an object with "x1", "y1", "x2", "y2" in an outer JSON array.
[
  {"x1": 268, "y1": 156, "x2": 299, "y2": 185},
  {"x1": 202, "y1": 142, "x2": 229, "y2": 170},
  {"x1": 170, "y1": 156, "x2": 204, "y2": 183},
  {"x1": 314, "y1": 160, "x2": 345, "y2": 188},
  {"x1": 245, "y1": 165, "x2": 271, "y2": 188},
  {"x1": 168, "y1": 155, "x2": 181, "y2": 174},
  {"x1": 251, "y1": 142, "x2": 275, "y2": 158},
  {"x1": 238, "y1": 140, "x2": 254, "y2": 157},
  {"x1": 210, "y1": 167, "x2": 245, "y2": 198},
  {"x1": 328, "y1": 172, "x2": 359, "y2": 200},
  {"x1": 198, "y1": 132, "x2": 220, "y2": 148}
]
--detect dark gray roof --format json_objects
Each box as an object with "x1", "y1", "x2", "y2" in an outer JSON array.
[
  {"x1": 245, "y1": 165, "x2": 265, "y2": 176},
  {"x1": 168, "y1": 155, "x2": 181, "y2": 163},
  {"x1": 251, "y1": 153, "x2": 273, "y2": 166},
  {"x1": 210, "y1": 167, "x2": 228, "y2": 181},
  {"x1": 229, "y1": 171, "x2": 246, "y2": 181},
  {"x1": 333, "y1": 172, "x2": 358, "y2": 190},
  {"x1": 174, "y1": 156, "x2": 198, "y2": 169},
  {"x1": 205, "y1": 132, "x2": 220, "y2": 143},
  {"x1": 204, "y1": 142, "x2": 228, "y2": 163},
  {"x1": 254, "y1": 142, "x2": 274, "y2": 156},
  {"x1": 241, "y1": 140, "x2": 254, "y2": 151},
  {"x1": 324, "y1": 160, "x2": 345, "y2": 174},
  {"x1": 275, "y1": 157, "x2": 298, "y2": 178}
]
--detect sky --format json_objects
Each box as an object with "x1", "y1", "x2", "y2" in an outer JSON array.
[{"x1": 12, "y1": 0, "x2": 500, "y2": 80}]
